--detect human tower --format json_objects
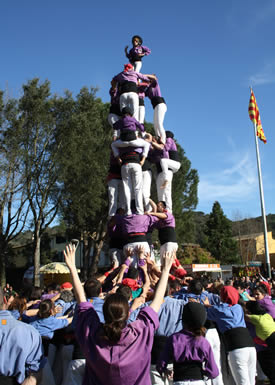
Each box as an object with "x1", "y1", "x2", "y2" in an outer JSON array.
[{"x1": 106, "y1": 35, "x2": 182, "y2": 272}]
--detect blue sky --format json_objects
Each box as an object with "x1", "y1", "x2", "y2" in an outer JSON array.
[{"x1": 1, "y1": 0, "x2": 274, "y2": 220}]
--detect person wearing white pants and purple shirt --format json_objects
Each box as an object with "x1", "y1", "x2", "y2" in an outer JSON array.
[
  {"x1": 145, "y1": 78, "x2": 167, "y2": 144},
  {"x1": 108, "y1": 85, "x2": 121, "y2": 139},
  {"x1": 147, "y1": 200, "x2": 178, "y2": 265},
  {"x1": 112, "y1": 64, "x2": 156, "y2": 121},
  {"x1": 160, "y1": 131, "x2": 181, "y2": 189},
  {"x1": 124, "y1": 35, "x2": 151, "y2": 73}
]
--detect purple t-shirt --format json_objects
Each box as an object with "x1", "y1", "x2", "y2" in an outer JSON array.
[
  {"x1": 116, "y1": 213, "x2": 159, "y2": 234},
  {"x1": 157, "y1": 329, "x2": 219, "y2": 379},
  {"x1": 113, "y1": 116, "x2": 144, "y2": 133},
  {"x1": 127, "y1": 45, "x2": 151, "y2": 62},
  {"x1": 113, "y1": 71, "x2": 150, "y2": 85},
  {"x1": 258, "y1": 296, "x2": 275, "y2": 318},
  {"x1": 145, "y1": 79, "x2": 162, "y2": 99},
  {"x1": 157, "y1": 212, "x2": 176, "y2": 229},
  {"x1": 76, "y1": 302, "x2": 159, "y2": 385},
  {"x1": 165, "y1": 137, "x2": 177, "y2": 152}
]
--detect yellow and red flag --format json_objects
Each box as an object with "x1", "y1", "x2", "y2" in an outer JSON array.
[{"x1": 248, "y1": 90, "x2": 267, "y2": 143}]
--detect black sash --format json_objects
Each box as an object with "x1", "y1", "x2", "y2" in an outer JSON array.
[
  {"x1": 139, "y1": 98, "x2": 145, "y2": 106},
  {"x1": 173, "y1": 361, "x2": 204, "y2": 382},
  {"x1": 168, "y1": 150, "x2": 180, "y2": 162},
  {"x1": 120, "y1": 81, "x2": 138, "y2": 94},
  {"x1": 0, "y1": 377, "x2": 19, "y2": 385},
  {"x1": 151, "y1": 335, "x2": 168, "y2": 365},
  {"x1": 109, "y1": 164, "x2": 121, "y2": 175},
  {"x1": 120, "y1": 130, "x2": 137, "y2": 141},
  {"x1": 159, "y1": 227, "x2": 177, "y2": 245},
  {"x1": 151, "y1": 96, "x2": 166, "y2": 108},
  {"x1": 223, "y1": 327, "x2": 254, "y2": 352},
  {"x1": 121, "y1": 152, "x2": 140, "y2": 165},
  {"x1": 126, "y1": 233, "x2": 147, "y2": 243},
  {"x1": 109, "y1": 104, "x2": 121, "y2": 115}
]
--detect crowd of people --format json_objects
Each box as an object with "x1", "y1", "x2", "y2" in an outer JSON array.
[{"x1": 1, "y1": 35, "x2": 275, "y2": 385}]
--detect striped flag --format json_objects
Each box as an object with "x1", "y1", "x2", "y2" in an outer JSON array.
[{"x1": 248, "y1": 90, "x2": 267, "y2": 143}]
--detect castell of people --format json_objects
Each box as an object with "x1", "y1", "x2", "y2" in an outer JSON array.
[{"x1": 1, "y1": 3, "x2": 275, "y2": 385}]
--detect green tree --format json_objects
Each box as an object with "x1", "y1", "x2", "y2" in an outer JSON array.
[
  {"x1": 56, "y1": 87, "x2": 111, "y2": 278},
  {"x1": 18, "y1": 79, "x2": 62, "y2": 286},
  {"x1": 0, "y1": 91, "x2": 30, "y2": 286},
  {"x1": 203, "y1": 201, "x2": 239, "y2": 264}
]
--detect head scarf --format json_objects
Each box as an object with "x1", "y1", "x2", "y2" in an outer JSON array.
[
  {"x1": 220, "y1": 286, "x2": 239, "y2": 306},
  {"x1": 124, "y1": 63, "x2": 133, "y2": 72}
]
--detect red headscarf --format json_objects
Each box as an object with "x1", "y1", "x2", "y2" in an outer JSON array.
[
  {"x1": 220, "y1": 286, "x2": 239, "y2": 306},
  {"x1": 175, "y1": 268, "x2": 187, "y2": 278},
  {"x1": 122, "y1": 278, "x2": 139, "y2": 291},
  {"x1": 124, "y1": 63, "x2": 133, "y2": 72},
  {"x1": 260, "y1": 281, "x2": 271, "y2": 296}
]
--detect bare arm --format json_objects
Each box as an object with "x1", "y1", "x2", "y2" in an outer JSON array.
[
  {"x1": 150, "y1": 252, "x2": 175, "y2": 313},
  {"x1": 148, "y1": 212, "x2": 167, "y2": 219},
  {"x1": 63, "y1": 244, "x2": 86, "y2": 304},
  {"x1": 22, "y1": 371, "x2": 42, "y2": 385},
  {"x1": 149, "y1": 198, "x2": 157, "y2": 213}
]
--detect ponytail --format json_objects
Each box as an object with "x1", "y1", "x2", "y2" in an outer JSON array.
[{"x1": 103, "y1": 294, "x2": 129, "y2": 343}]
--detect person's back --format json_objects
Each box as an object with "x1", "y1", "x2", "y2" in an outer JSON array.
[{"x1": 0, "y1": 288, "x2": 45, "y2": 384}]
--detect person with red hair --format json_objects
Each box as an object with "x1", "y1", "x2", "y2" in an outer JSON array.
[{"x1": 203, "y1": 286, "x2": 257, "y2": 385}]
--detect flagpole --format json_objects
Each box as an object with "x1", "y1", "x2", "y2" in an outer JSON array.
[{"x1": 252, "y1": 120, "x2": 271, "y2": 278}]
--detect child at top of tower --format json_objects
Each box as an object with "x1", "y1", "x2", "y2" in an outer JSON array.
[{"x1": 125, "y1": 35, "x2": 151, "y2": 73}]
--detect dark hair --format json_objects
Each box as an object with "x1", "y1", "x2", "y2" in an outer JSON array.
[
  {"x1": 116, "y1": 285, "x2": 132, "y2": 301},
  {"x1": 165, "y1": 131, "x2": 174, "y2": 139},
  {"x1": 182, "y1": 303, "x2": 207, "y2": 337},
  {"x1": 84, "y1": 279, "x2": 102, "y2": 298},
  {"x1": 0, "y1": 288, "x2": 4, "y2": 309},
  {"x1": 132, "y1": 35, "x2": 143, "y2": 45},
  {"x1": 103, "y1": 294, "x2": 129, "y2": 343},
  {"x1": 254, "y1": 285, "x2": 268, "y2": 296},
  {"x1": 188, "y1": 279, "x2": 203, "y2": 295},
  {"x1": 30, "y1": 286, "x2": 42, "y2": 300},
  {"x1": 8, "y1": 296, "x2": 27, "y2": 319},
  {"x1": 60, "y1": 290, "x2": 74, "y2": 303},
  {"x1": 246, "y1": 301, "x2": 266, "y2": 315},
  {"x1": 38, "y1": 299, "x2": 54, "y2": 319},
  {"x1": 201, "y1": 277, "x2": 209, "y2": 290},
  {"x1": 46, "y1": 283, "x2": 60, "y2": 293},
  {"x1": 158, "y1": 201, "x2": 166, "y2": 208},
  {"x1": 121, "y1": 107, "x2": 132, "y2": 116},
  {"x1": 127, "y1": 266, "x2": 138, "y2": 280}
]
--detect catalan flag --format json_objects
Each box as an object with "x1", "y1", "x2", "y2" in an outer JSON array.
[{"x1": 248, "y1": 90, "x2": 267, "y2": 143}]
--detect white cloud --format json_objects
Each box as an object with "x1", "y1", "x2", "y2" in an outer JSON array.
[
  {"x1": 248, "y1": 62, "x2": 275, "y2": 86},
  {"x1": 198, "y1": 150, "x2": 258, "y2": 204}
]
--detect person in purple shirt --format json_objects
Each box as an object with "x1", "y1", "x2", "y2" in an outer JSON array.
[
  {"x1": 113, "y1": 210, "x2": 159, "y2": 268},
  {"x1": 160, "y1": 131, "x2": 181, "y2": 188},
  {"x1": 124, "y1": 35, "x2": 151, "y2": 73},
  {"x1": 112, "y1": 64, "x2": 156, "y2": 121},
  {"x1": 145, "y1": 78, "x2": 167, "y2": 144},
  {"x1": 157, "y1": 302, "x2": 219, "y2": 384},
  {"x1": 63, "y1": 242, "x2": 175, "y2": 385},
  {"x1": 254, "y1": 285, "x2": 275, "y2": 319},
  {"x1": 147, "y1": 200, "x2": 178, "y2": 266}
]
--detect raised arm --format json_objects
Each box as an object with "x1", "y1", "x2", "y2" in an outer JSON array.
[
  {"x1": 63, "y1": 244, "x2": 86, "y2": 304},
  {"x1": 150, "y1": 252, "x2": 175, "y2": 313}
]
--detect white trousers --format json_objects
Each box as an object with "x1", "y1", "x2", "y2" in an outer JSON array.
[
  {"x1": 121, "y1": 163, "x2": 144, "y2": 215},
  {"x1": 150, "y1": 364, "x2": 173, "y2": 385},
  {"x1": 107, "y1": 112, "x2": 120, "y2": 129},
  {"x1": 160, "y1": 242, "x2": 178, "y2": 264},
  {"x1": 228, "y1": 347, "x2": 256, "y2": 385},
  {"x1": 120, "y1": 92, "x2": 139, "y2": 120},
  {"x1": 108, "y1": 179, "x2": 125, "y2": 217},
  {"x1": 62, "y1": 359, "x2": 85, "y2": 385},
  {"x1": 160, "y1": 159, "x2": 181, "y2": 181},
  {"x1": 205, "y1": 329, "x2": 224, "y2": 385},
  {"x1": 109, "y1": 248, "x2": 123, "y2": 265},
  {"x1": 174, "y1": 381, "x2": 207, "y2": 385},
  {"x1": 154, "y1": 103, "x2": 167, "y2": 143},
  {"x1": 123, "y1": 241, "x2": 150, "y2": 267},
  {"x1": 142, "y1": 170, "x2": 152, "y2": 212},
  {"x1": 133, "y1": 61, "x2": 142, "y2": 73},
  {"x1": 139, "y1": 105, "x2": 145, "y2": 124},
  {"x1": 111, "y1": 138, "x2": 150, "y2": 158},
  {"x1": 156, "y1": 170, "x2": 173, "y2": 212}
]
